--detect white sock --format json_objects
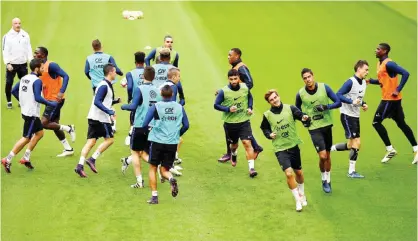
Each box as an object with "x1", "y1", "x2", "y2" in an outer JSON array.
[
  {"x1": 92, "y1": 151, "x2": 101, "y2": 160},
  {"x1": 232, "y1": 150, "x2": 237, "y2": 156},
  {"x1": 152, "y1": 191, "x2": 158, "y2": 197},
  {"x1": 8, "y1": 101, "x2": 12, "y2": 104},
  {"x1": 136, "y1": 175, "x2": 143, "y2": 184},
  {"x1": 297, "y1": 183, "x2": 305, "y2": 196},
  {"x1": 23, "y1": 149, "x2": 31, "y2": 161},
  {"x1": 59, "y1": 125, "x2": 71, "y2": 132},
  {"x1": 78, "y1": 156, "x2": 86, "y2": 165},
  {"x1": 248, "y1": 159, "x2": 255, "y2": 171},
  {"x1": 61, "y1": 139, "x2": 72, "y2": 150},
  {"x1": 129, "y1": 126, "x2": 133, "y2": 135},
  {"x1": 325, "y1": 171, "x2": 331, "y2": 183},
  {"x1": 349, "y1": 161, "x2": 356, "y2": 174},
  {"x1": 321, "y1": 172, "x2": 326, "y2": 181},
  {"x1": 413, "y1": 146, "x2": 418, "y2": 153},
  {"x1": 175, "y1": 152, "x2": 179, "y2": 159},
  {"x1": 291, "y1": 188, "x2": 300, "y2": 201},
  {"x1": 126, "y1": 155, "x2": 133, "y2": 165},
  {"x1": 6, "y1": 151, "x2": 15, "y2": 162},
  {"x1": 386, "y1": 145, "x2": 394, "y2": 151}
]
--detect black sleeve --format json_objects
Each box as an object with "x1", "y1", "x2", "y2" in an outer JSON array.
[
  {"x1": 260, "y1": 115, "x2": 273, "y2": 139},
  {"x1": 290, "y1": 105, "x2": 304, "y2": 121}
]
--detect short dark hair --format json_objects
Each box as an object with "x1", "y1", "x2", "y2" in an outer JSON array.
[
  {"x1": 37, "y1": 46, "x2": 48, "y2": 57},
  {"x1": 230, "y1": 48, "x2": 242, "y2": 57},
  {"x1": 354, "y1": 60, "x2": 369, "y2": 72},
  {"x1": 135, "y1": 51, "x2": 145, "y2": 64},
  {"x1": 379, "y1": 43, "x2": 391, "y2": 53},
  {"x1": 29, "y1": 58, "x2": 43, "y2": 71},
  {"x1": 164, "y1": 35, "x2": 173, "y2": 41},
  {"x1": 160, "y1": 49, "x2": 171, "y2": 60},
  {"x1": 228, "y1": 69, "x2": 239, "y2": 77},
  {"x1": 103, "y1": 63, "x2": 115, "y2": 76},
  {"x1": 264, "y1": 89, "x2": 279, "y2": 102},
  {"x1": 161, "y1": 84, "x2": 173, "y2": 98},
  {"x1": 92, "y1": 39, "x2": 101, "y2": 51},
  {"x1": 301, "y1": 68, "x2": 313, "y2": 77},
  {"x1": 143, "y1": 66, "x2": 155, "y2": 81}
]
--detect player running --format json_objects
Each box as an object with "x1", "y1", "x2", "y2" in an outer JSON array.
[
  {"x1": 2, "y1": 59, "x2": 58, "y2": 173},
  {"x1": 145, "y1": 35, "x2": 179, "y2": 67},
  {"x1": 214, "y1": 69, "x2": 258, "y2": 178},
  {"x1": 331, "y1": 60, "x2": 369, "y2": 178},
  {"x1": 151, "y1": 48, "x2": 175, "y2": 88},
  {"x1": 123, "y1": 51, "x2": 145, "y2": 146},
  {"x1": 218, "y1": 48, "x2": 263, "y2": 163},
  {"x1": 142, "y1": 85, "x2": 189, "y2": 204},
  {"x1": 120, "y1": 66, "x2": 160, "y2": 187},
  {"x1": 85, "y1": 39, "x2": 123, "y2": 133},
  {"x1": 260, "y1": 89, "x2": 310, "y2": 211},
  {"x1": 75, "y1": 64, "x2": 122, "y2": 177},
  {"x1": 33, "y1": 47, "x2": 76, "y2": 157},
  {"x1": 367, "y1": 43, "x2": 418, "y2": 164},
  {"x1": 296, "y1": 68, "x2": 341, "y2": 193}
]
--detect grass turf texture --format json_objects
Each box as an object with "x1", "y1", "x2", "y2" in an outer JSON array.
[{"x1": 1, "y1": 1, "x2": 417, "y2": 241}]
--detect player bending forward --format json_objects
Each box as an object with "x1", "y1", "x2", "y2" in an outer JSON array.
[
  {"x1": 261, "y1": 89, "x2": 310, "y2": 211},
  {"x1": 2, "y1": 59, "x2": 58, "y2": 173}
]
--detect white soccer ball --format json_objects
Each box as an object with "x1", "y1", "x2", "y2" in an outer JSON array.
[{"x1": 122, "y1": 10, "x2": 130, "y2": 19}]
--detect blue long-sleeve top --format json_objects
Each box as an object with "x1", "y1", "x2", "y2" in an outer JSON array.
[
  {"x1": 121, "y1": 85, "x2": 144, "y2": 111},
  {"x1": 164, "y1": 80, "x2": 185, "y2": 106},
  {"x1": 231, "y1": 59, "x2": 253, "y2": 89},
  {"x1": 45, "y1": 60, "x2": 69, "y2": 93},
  {"x1": 295, "y1": 83, "x2": 341, "y2": 110},
  {"x1": 141, "y1": 99, "x2": 189, "y2": 136},
  {"x1": 84, "y1": 52, "x2": 124, "y2": 80},
  {"x1": 11, "y1": 73, "x2": 56, "y2": 106},
  {"x1": 145, "y1": 48, "x2": 179, "y2": 67},
  {"x1": 126, "y1": 67, "x2": 144, "y2": 102},
  {"x1": 337, "y1": 75, "x2": 364, "y2": 104},
  {"x1": 369, "y1": 57, "x2": 409, "y2": 92},
  {"x1": 214, "y1": 84, "x2": 253, "y2": 112},
  {"x1": 94, "y1": 80, "x2": 115, "y2": 115}
]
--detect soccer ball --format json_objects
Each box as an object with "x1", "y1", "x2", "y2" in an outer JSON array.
[
  {"x1": 122, "y1": 10, "x2": 144, "y2": 20},
  {"x1": 120, "y1": 77, "x2": 127, "y2": 88},
  {"x1": 122, "y1": 10, "x2": 130, "y2": 19}
]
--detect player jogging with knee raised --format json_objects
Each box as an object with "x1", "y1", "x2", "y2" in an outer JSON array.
[
  {"x1": 331, "y1": 60, "x2": 369, "y2": 178},
  {"x1": 367, "y1": 43, "x2": 418, "y2": 164},
  {"x1": 75, "y1": 64, "x2": 121, "y2": 177},
  {"x1": 261, "y1": 89, "x2": 310, "y2": 211},
  {"x1": 2, "y1": 59, "x2": 58, "y2": 173},
  {"x1": 33, "y1": 47, "x2": 76, "y2": 157}
]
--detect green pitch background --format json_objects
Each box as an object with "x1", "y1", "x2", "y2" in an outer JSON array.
[{"x1": 1, "y1": 1, "x2": 417, "y2": 241}]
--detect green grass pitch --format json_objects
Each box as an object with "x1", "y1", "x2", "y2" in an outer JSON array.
[{"x1": 1, "y1": 1, "x2": 417, "y2": 241}]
